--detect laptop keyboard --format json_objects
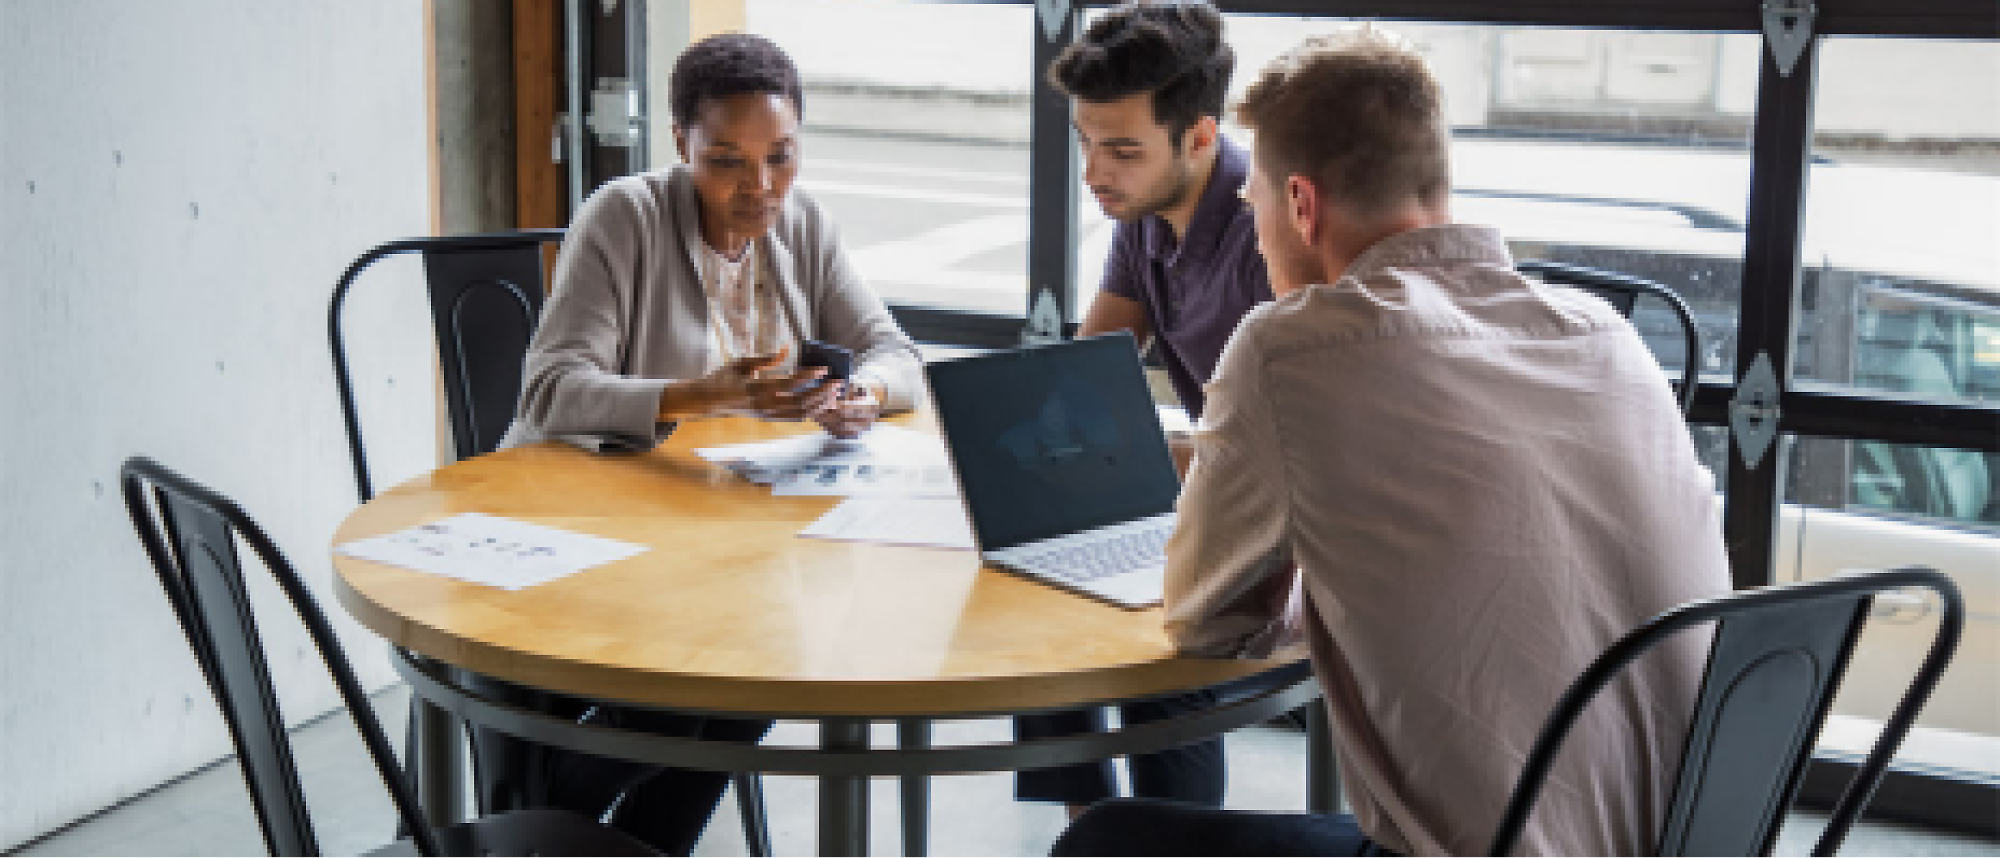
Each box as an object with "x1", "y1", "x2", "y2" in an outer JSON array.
[{"x1": 1002, "y1": 514, "x2": 1173, "y2": 584}]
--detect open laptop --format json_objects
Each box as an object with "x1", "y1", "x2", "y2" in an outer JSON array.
[{"x1": 925, "y1": 333, "x2": 1180, "y2": 608}]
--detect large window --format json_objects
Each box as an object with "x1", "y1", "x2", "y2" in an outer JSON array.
[
  {"x1": 1773, "y1": 34, "x2": 2000, "y2": 797},
  {"x1": 1076, "y1": 3, "x2": 2000, "y2": 828}
]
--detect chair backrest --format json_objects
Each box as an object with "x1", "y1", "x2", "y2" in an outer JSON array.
[
  {"x1": 120, "y1": 457, "x2": 441, "y2": 856},
  {"x1": 1517, "y1": 260, "x2": 1703, "y2": 418},
  {"x1": 330, "y1": 230, "x2": 564, "y2": 501},
  {"x1": 1488, "y1": 567, "x2": 1963, "y2": 857}
]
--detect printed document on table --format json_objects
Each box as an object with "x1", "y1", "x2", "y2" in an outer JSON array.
[
  {"x1": 798, "y1": 496, "x2": 976, "y2": 550},
  {"x1": 336, "y1": 512, "x2": 647, "y2": 590},
  {"x1": 768, "y1": 458, "x2": 958, "y2": 497},
  {"x1": 696, "y1": 424, "x2": 956, "y2": 497}
]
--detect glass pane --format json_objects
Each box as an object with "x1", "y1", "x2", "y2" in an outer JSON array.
[
  {"x1": 1784, "y1": 435, "x2": 2000, "y2": 783},
  {"x1": 746, "y1": 0, "x2": 1033, "y2": 317},
  {"x1": 1794, "y1": 37, "x2": 2000, "y2": 404},
  {"x1": 1074, "y1": 19, "x2": 1761, "y2": 381}
]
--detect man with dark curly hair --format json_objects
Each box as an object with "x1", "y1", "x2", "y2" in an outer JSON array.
[
  {"x1": 1013, "y1": 0, "x2": 1274, "y2": 822},
  {"x1": 1058, "y1": 0, "x2": 1269, "y2": 422}
]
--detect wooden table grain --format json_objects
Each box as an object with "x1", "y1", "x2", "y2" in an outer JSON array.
[{"x1": 332, "y1": 415, "x2": 1282, "y2": 719}]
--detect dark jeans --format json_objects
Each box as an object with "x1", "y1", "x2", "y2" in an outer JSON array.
[
  {"x1": 464, "y1": 675, "x2": 770, "y2": 857},
  {"x1": 541, "y1": 705, "x2": 772, "y2": 856},
  {"x1": 1051, "y1": 799, "x2": 1389, "y2": 857},
  {"x1": 1014, "y1": 689, "x2": 1226, "y2": 805}
]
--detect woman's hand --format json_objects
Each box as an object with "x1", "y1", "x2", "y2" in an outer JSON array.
[
  {"x1": 812, "y1": 381, "x2": 882, "y2": 439},
  {"x1": 660, "y1": 349, "x2": 843, "y2": 421}
]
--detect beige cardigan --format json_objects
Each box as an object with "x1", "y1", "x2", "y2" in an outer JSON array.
[{"x1": 501, "y1": 166, "x2": 923, "y2": 452}]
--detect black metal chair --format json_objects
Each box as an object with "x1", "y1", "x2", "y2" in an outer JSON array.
[
  {"x1": 330, "y1": 231, "x2": 563, "y2": 499},
  {"x1": 1518, "y1": 260, "x2": 1703, "y2": 418},
  {"x1": 328, "y1": 233, "x2": 774, "y2": 856},
  {"x1": 119, "y1": 456, "x2": 659, "y2": 857},
  {"x1": 1490, "y1": 566, "x2": 1964, "y2": 856}
]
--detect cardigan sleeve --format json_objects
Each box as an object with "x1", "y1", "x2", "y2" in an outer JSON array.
[{"x1": 510, "y1": 178, "x2": 675, "y2": 452}]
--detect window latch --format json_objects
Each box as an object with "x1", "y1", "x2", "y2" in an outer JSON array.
[
  {"x1": 1729, "y1": 351, "x2": 1784, "y2": 470},
  {"x1": 1036, "y1": 0, "x2": 1073, "y2": 43},
  {"x1": 586, "y1": 77, "x2": 643, "y2": 149},
  {"x1": 1023, "y1": 289, "x2": 1066, "y2": 346}
]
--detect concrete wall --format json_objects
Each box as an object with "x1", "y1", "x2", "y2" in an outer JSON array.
[
  {"x1": 1, "y1": 1, "x2": 440, "y2": 847},
  {"x1": 434, "y1": 0, "x2": 517, "y2": 235}
]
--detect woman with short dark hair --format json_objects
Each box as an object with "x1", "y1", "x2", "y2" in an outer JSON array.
[
  {"x1": 504, "y1": 32, "x2": 919, "y2": 453},
  {"x1": 508, "y1": 34, "x2": 920, "y2": 855}
]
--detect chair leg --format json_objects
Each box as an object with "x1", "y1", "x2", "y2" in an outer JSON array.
[
  {"x1": 899, "y1": 719, "x2": 930, "y2": 856},
  {"x1": 395, "y1": 694, "x2": 422, "y2": 839},
  {"x1": 734, "y1": 773, "x2": 774, "y2": 857}
]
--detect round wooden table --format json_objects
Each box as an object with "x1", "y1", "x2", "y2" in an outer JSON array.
[{"x1": 332, "y1": 416, "x2": 1317, "y2": 856}]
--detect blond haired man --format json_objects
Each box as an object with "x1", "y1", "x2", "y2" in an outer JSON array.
[{"x1": 1053, "y1": 29, "x2": 1728, "y2": 857}]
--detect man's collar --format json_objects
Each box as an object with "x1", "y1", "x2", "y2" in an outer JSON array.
[
  {"x1": 1141, "y1": 135, "x2": 1250, "y2": 266},
  {"x1": 1341, "y1": 224, "x2": 1515, "y2": 282}
]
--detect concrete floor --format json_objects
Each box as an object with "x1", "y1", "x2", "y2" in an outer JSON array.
[{"x1": 14, "y1": 685, "x2": 1997, "y2": 857}]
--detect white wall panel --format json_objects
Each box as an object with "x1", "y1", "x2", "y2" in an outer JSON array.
[{"x1": 0, "y1": 1, "x2": 436, "y2": 846}]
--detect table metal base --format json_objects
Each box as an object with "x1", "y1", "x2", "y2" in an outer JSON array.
[{"x1": 393, "y1": 652, "x2": 1328, "y2": 856}]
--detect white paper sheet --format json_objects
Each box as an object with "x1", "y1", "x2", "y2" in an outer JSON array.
[
  {"x1": 797, "y1": 496, "x2": 977, "y2": 550},
  {"x1": 768, "y1": 459, "x2": 959, "y2": 497},
  {"x1": 336, "y1": 512, "x2": 647, "y2": 590},
  {"x1": 697, "y1": 424, "x2": 957, "y2": 497}
]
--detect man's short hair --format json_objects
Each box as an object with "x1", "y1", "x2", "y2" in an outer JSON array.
[
  {"x1": 669, "y1": 33, "x2": 803, "y2": 128},
  {"x1": 1049, "y1": 1, "x2": 1234, "y2": 145},
  {"x1": 1236, "y1": 28, "x2": 1451, "y2": 218}
]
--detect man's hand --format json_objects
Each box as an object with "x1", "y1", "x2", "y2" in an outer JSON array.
[
  {"x1": 812, "y1": 381, "x2": 882, "y2": 439},
  {"x1": 1078, "y1": 292, "x2": 1152, "y2": 343}
]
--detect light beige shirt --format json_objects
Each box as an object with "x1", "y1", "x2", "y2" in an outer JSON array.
[
  {"x1": 1166, "y1": 225, "x2": 1730, "y2": 856},
  {"x1": 695, "y1": 238, "x2": 785, "y2": 366},
  {"x1": 501, "y1": 165, "x2": 922, "y2": 452}
]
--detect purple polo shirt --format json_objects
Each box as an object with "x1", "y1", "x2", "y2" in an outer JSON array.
[{"x1": 1101, "y1": 136, "x2": 1272, "y2": 417}]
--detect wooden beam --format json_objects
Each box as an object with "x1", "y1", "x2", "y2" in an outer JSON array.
[{"x1": 514, "y1": 0, "x2": 565, "y2": 233}]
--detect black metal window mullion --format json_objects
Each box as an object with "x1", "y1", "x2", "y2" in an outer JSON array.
[
  {"x1": 1781, "y1": 389, "x2": 2000, "y2": 453},
  {"x1": 1721, "y1": 37, "x2": 1821, "y2": 590},
  {"x1": 1028, "y1": 2, "x2": 1083, "y2": 336}
]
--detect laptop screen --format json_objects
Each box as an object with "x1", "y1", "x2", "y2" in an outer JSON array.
[{"x1": 926, "y1": 334, "x2": 1180, "y2": 552}]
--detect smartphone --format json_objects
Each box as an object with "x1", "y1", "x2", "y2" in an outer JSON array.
[{"x1": 797, "y1": 339, "x2": 854, "y2": 392}]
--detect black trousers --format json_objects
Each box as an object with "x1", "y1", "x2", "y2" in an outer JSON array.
[
  {"x1": 1051, "y1": 799, "x2": 1391, "y2": 857},
  {"x1": 1013, "y1": 688, "x2": 1225, "y2": 805},
  {"x1": 464, "y1": 674, "x2": 771, "y2": 857}
]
